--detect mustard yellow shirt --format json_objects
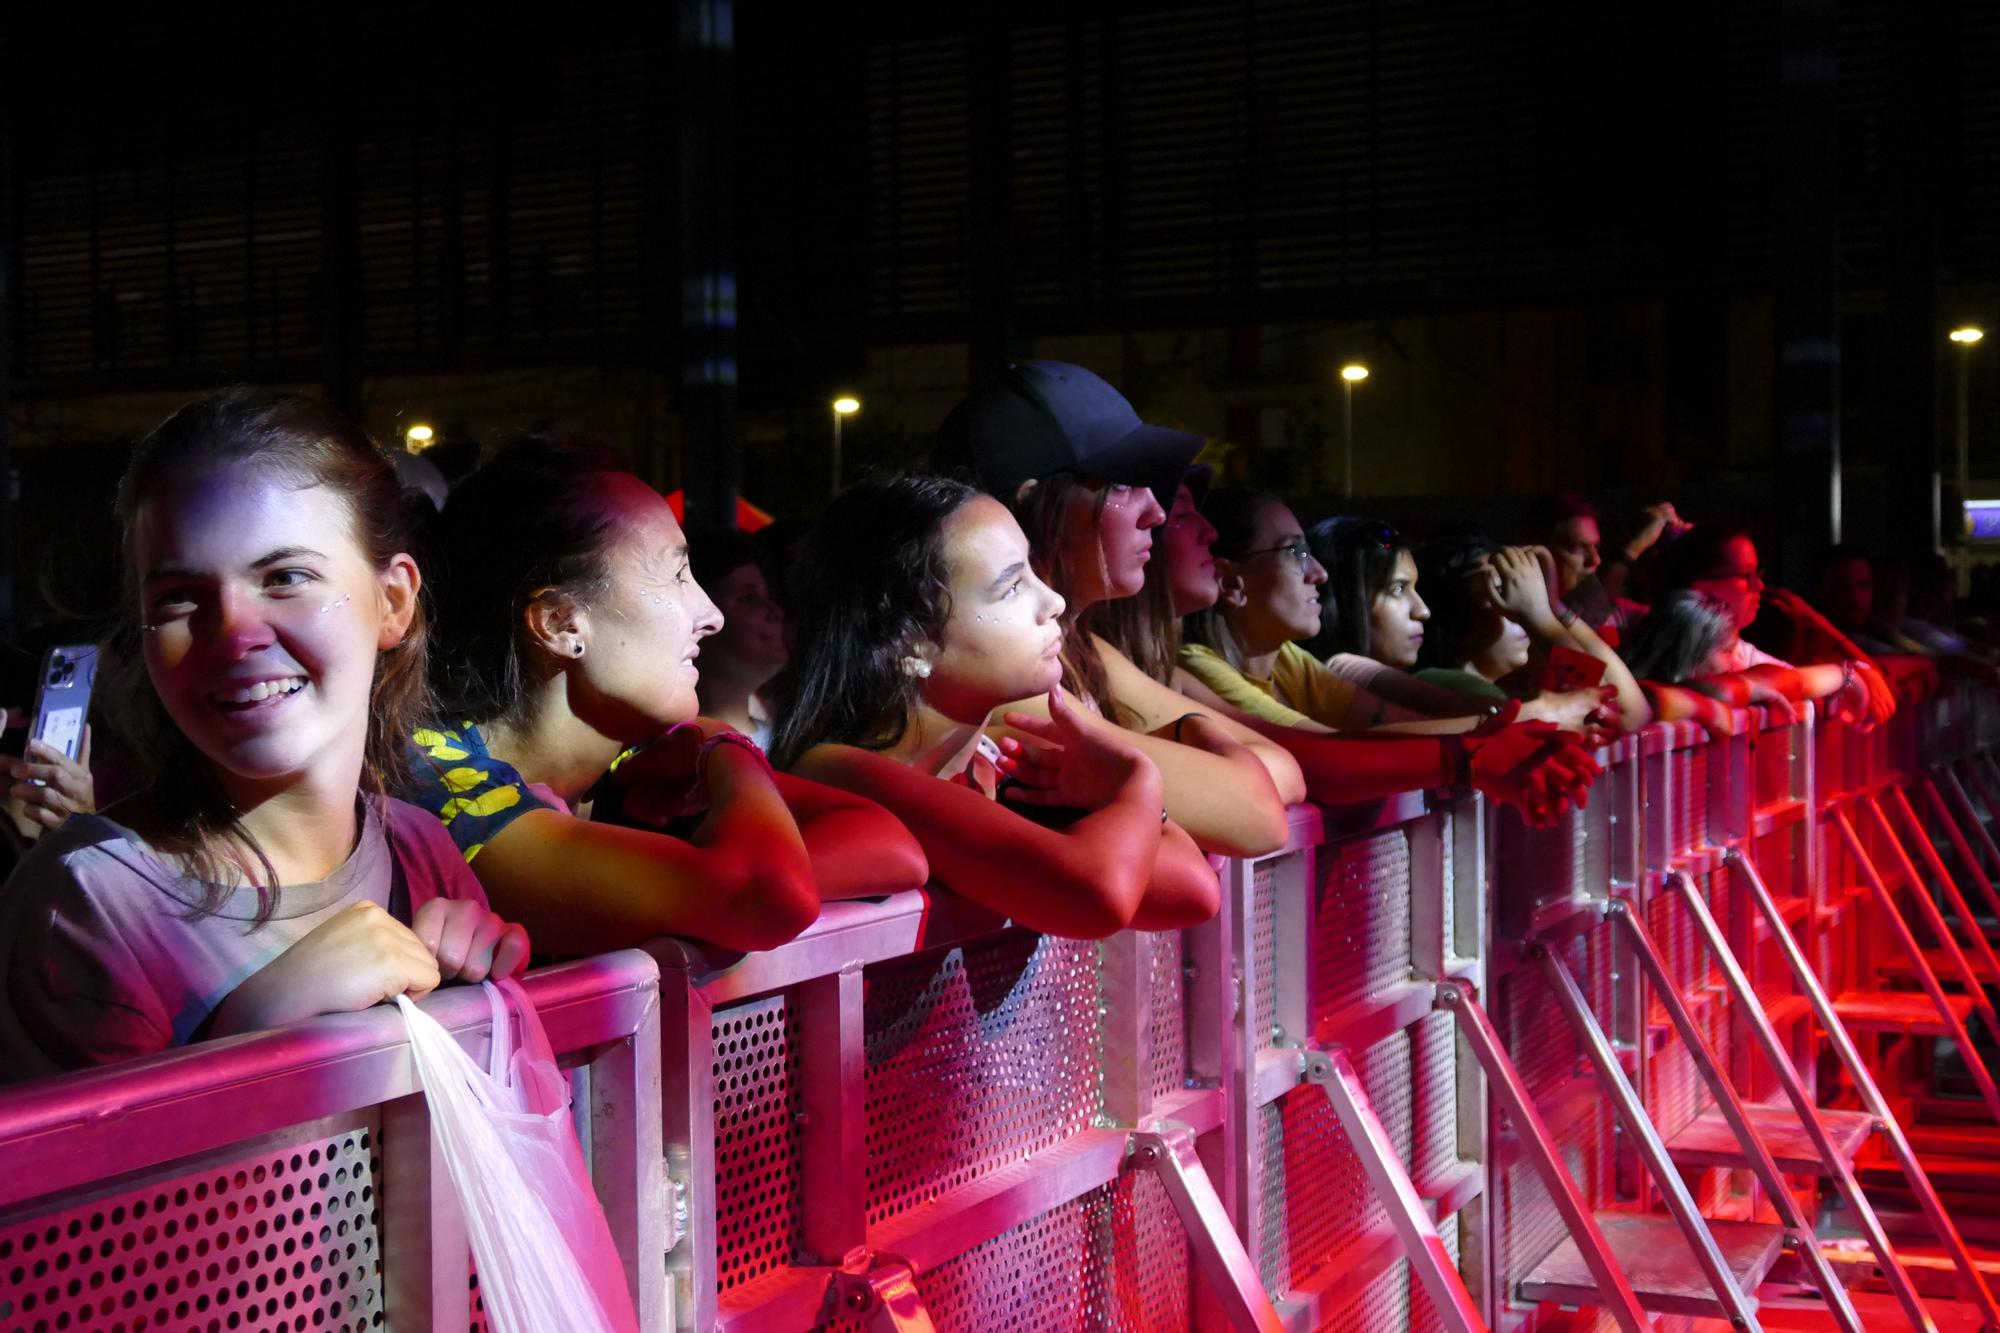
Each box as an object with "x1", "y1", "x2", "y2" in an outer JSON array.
[{"x1": 1178, "y1": 641, "x2": 1360, "y2": 729}]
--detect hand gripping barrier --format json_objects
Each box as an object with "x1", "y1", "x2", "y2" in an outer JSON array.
[
  {"x1": 0, "y1": 950, "x2": 666, "y2": 1332},
  {"x1": 10, "y1": 681, "x2": 2000, "y2": 1332}
]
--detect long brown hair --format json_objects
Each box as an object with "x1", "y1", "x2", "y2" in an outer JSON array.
[
  {"x1": 109, "y1": 388, "x2": 432, "y2": 918},
  {"x1": 1006, "y1": 472, "x2": 1133, "y2": 723}
]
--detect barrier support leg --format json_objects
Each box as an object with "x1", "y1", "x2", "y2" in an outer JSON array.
[
  {"x1": 824, "y1": 1253, "x2": 938, "y2": 1332},
  {"x1": 1725, "y1": 847, "x2": 2000, "y2": 1324},
  {"x1": 1301, "y1": 1048, "x2": 1486, "y2": 1333},
  {"x1": 1603, "y1": 898, "x2": 1866, "y2": 1333},
  {"x1": 1127, "y1": 1128, "x2": 1286, "y2": 1333},
  {"x1": 380, "y1": 1092, "x2": 472, "y2": 1330},
  {"x1": 1974, "y1": 753, "x2": 2000, "y2": 845},
  {"x1": 1531, "y1": 936, "x2": 1764, "y2": 1331},
  {"x1": 1936, "y1": 771, "x2": 2000, "y2": 922},
  {"x1": 1434, "y1": 981, "x2": 1650, "y2": 1333},
  {"x1": 1889, "y1": 787, "x2": 2000, "y2": 995},
  {"x1": 1837, "y1": 806, "x2": 2000, "y2": 1124}
]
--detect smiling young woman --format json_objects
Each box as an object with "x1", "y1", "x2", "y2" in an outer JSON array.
[{"x1": 0, "y1": 389, "x2": 526, "y2": 1080}]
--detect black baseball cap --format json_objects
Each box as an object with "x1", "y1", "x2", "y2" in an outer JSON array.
[{"x1": 935, "y1": 361, "x2": 1204, "y2": 508}]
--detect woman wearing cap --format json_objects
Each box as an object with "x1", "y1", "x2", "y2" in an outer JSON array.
[
  {"x1": 936, "y1": 361, "x2": 1301, "y2": 857},
  {"x1": 771, "y1": 474, "x2": 1219, "y2": 938}
]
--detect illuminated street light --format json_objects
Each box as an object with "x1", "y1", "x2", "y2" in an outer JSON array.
[
  {"x1": 1339, "y1": 366, "x2": 1368, "y2": 497},
  {"x1": 405, "y1": 423, "x2": 435, "y2": 449},
  {"x1": 831, "y1": 396, "x2": 861, "y2": 496},
  {"x1": 1953, "y1": 329, "x2": 1985, "y2": 547}
]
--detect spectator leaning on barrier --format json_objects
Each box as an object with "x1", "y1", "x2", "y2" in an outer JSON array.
[
  {"x1": 1414, "y1": 533, "x2": 1649, "y2": 738},
  {"x1": 936, "y1": 360, "x2": 1299, "y2": 858},
  {"x1": 770, "y1": 473, "x2": 1218, "y2": 937},
  {"x1": 410, "y1": 438, "x2": 925, "y2": 958},
  {"x1": 1301, "y1": 516, "x2": 1497, "y2": 718},
  {"x1": 1141, "y1": 487, "x2": 1603, "y2": 822},
  {"x1": 1653, "y1": 525, "x2": 1895, "y2": 729},
  {"x1": 1618, "y1": 589, "x2": 1796, "y2": 736},
  {"x1": 0, "y1": 389, "x2": 528, "y2": 1081}
]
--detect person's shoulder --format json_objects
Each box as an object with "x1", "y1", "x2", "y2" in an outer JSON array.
[
  {"x1": 9, "y1": 811, "x2": 162, "y2": 892},
  {"x1": 376, "y1": 796, "x2": 492, "y2": 905}
]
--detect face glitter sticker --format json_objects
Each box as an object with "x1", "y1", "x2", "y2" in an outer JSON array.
[{"x1": 317, "y1": 594, "x2": 352, "y2": 616}]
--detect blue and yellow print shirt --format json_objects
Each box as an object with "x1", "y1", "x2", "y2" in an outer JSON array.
[{"x1": 401, "y1": 721, "x2": 556, "y2": 863}]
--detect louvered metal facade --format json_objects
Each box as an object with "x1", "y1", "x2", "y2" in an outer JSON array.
[{"x1": 5, "y1": 2, "x2": 1998, "y2": 400}]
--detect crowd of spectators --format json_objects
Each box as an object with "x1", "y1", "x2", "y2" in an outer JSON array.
[{"x1": 0, "y1": 360, "x2": 1980, "y2": 1081}]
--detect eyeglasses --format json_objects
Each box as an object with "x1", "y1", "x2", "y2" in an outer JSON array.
[{"x1": 1236, "y1": 538, "x2": 1314, "y2": 575}]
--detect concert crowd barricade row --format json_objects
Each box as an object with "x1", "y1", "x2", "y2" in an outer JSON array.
[{"x1": 6, "y1": 686, "x2": 2000, "y2": 1331}]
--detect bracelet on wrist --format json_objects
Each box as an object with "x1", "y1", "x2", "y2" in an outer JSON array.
[{"x1": 1171, "y1": 712, "x2": 1206, "y2": 745}]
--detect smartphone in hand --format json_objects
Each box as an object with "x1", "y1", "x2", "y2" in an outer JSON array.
[{"x1": 31, "y1": 645, "x2": 98, "y2": 763}]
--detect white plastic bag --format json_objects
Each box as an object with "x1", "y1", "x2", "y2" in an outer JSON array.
[{"x1": 397, "y1": 978, "x2": 640, "y2": 1333}]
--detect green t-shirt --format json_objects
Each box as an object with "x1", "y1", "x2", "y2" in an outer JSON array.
[
  {"x1": 1179, "y1": 641, "x2": 1359, "y2": 729},
  {"x1": 1412, "y1": 667, "x2": 1510, "y2": 702}
]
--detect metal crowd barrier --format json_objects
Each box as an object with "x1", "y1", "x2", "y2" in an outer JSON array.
[
  {"x1": 7, "y1": 680, "x2": 2000, "y2": 1332},
  {"x1": 0, "y1": 951, "x2": 665, "y2": 1332}
]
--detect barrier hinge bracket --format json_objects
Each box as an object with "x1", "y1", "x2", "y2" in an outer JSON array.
[{"x1": 824, "y1": 1248, "x2": 938, "y2": 1332}]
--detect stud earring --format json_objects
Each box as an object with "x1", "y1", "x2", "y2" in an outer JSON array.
[
  {"x1": 904, "y1": 656, "x2": 932, "y2": 679},
  {"x1": 573, "y1": 643, "x2": 585, "y2": 657}
]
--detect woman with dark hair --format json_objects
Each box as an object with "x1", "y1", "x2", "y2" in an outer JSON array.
[
  {"x1": 1136, "y1": 487, "x2": 1604, "y2": 820},
  {"x1": 772, "y1": 474, "x2": 1217, "y2": 937},
  {"x1": 936, "y1": 362, "x2": 1297, "y2": 857},
  {"x1": 686, "y1": 528, "x2": 787, "y2": 748},
  {"x1": 1615, "y1": 590, "x2": 1790, "y2": 735},
  {"x1": 1179, "y1": 493, "x2": 1478, "y2": 731},
  {"x1": 1413, "y1": 533, "x2": 1651, "y2": 735},
  {"x1": 1299, "y1": 517, "x2": 1489, "y2": 717},
  {"x1": 1652, "y1": 525, "x2": 1894, "y2": 727},
  {"x1": 405, "y1": 438, "x2": 926, "y2": 957},
  {"x1": 0, "y1": 390, "x2": 525, "y2": 1078}
]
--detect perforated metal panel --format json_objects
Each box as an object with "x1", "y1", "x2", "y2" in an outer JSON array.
[
  {"x1": 1310, "y1": 830, "x2": 1413, "y2": 1024},
  {"x1": 0, "y1": 1114, "x2": 383, "y2": 1333},
  {"x1": 1145, "y1": 929, "x2": 1188, "y2": 1102},
  {"x1": 1410, "y1": 1013, "x2": 1462, "y2": 1191},
  {"x1": 1254, "y1": 859, "x2": 1283, "y2": 1053},
  {"x1": 813, "y1": 1172, "x2": 1188, "y2": 1332},
  {"x1": 712, "y1": 993, "x2": 805, "y2": 1291},
  {"x1": 1255, "y1": 1023, "x2": 1445, "y2": 1300},
  {"x1": 1316, "y1": 1257, "x2": 1411, "y2": 1333},
  {"x1": 1406, "y1": 1222, "x2": 1463, "y2": 1333},
  {"x1": 1681, "y1": 745, "x2": 1712, "y2": 852},
  {"x1": 863, "y1": 935, "x2": 1104, "y2": 1226},
  {"x1": 1755, "y1": 726, "x2": 1796, "y2": 808}
]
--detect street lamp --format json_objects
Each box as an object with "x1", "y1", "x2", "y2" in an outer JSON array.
[
  {"x1": 1339, "y1": 365, "x2": 1369, "y2": 498},
  {"x1": 1951, "y1": 329, "x2": 1984, "y2": 542},
  {"x1": 831, "y1": 396, "x2": 861, "y2": 497},
  {"x1": 405, "y1": 423, "x2": 435, "y2": 451}
]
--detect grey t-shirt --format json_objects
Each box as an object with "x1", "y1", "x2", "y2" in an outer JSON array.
[{"x1": 0, "y1": 795, "x2": 486, "y2": 1081}]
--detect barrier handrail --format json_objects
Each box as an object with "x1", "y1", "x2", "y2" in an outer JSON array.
[{"x1": 0, "y1": 948, "x2": 663, "y2": 1210}]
